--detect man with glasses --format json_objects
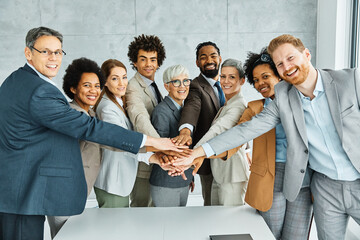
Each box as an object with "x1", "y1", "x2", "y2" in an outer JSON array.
[
  {"x1": 0, "y1": 27, "x2": 177, "y2": 240},
  {"x1": 149, "y1": 64, "x2": 194, "y2": 207},
  {"x1": 173, "y1": 41, "x2": 224, "y2": 206},
  {"x1": 125, "y1": 34, "x2": 166, "y2": 207}
]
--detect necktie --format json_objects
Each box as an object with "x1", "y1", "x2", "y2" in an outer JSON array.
[
  {"x1": 214, "y1": 81, "x2": 225, "y2": 107},
  {"x1": 151, "y1": 82, "x2": 162, "y2": 103}
]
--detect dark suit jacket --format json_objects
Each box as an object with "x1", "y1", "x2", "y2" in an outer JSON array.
[
  {"x1": 179, "y1": 74, "x2": 221, "y2": 175},
  {"x1": 0, "y1": 64, "x2": 143, "y2": 216},
  {"x1": 150, "y1": 96, "x2": 192, "y2": 187}
]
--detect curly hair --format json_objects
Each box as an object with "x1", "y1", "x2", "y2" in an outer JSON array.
[
  {"x1": 244, "y1": 47, "x2": 279, "y2": 86},
  {"x1": 62, "y1": 57, "x2": 105, "y2": 99},
  {"x1": 195, "y1": 41, "x2": 220, "y2": 60},
  {"x1": 127, "y1": 34, "x2": 166, "y2": 70}
]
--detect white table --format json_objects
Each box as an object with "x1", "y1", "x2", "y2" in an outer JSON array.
[{"x1": 55, "y1": 205, "x2": 275, "y2": 240}]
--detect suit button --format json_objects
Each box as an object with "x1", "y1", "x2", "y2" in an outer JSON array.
[
  {"x1": 304, "y1": 149, "x2": 308, "y2": 154},
  {"x1": 300, "y1": 169, "x2": 305, "y2": 173}
]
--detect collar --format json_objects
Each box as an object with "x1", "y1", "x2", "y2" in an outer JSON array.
[
  {"x1": 264, "y1": 97, "x2": 272, "y2": 107},
  {"x1": 200, "y1": 73, "x2": 218, "y2": 86},
  {"x1": 26, "y1": 62, "x2": 57, "y2": 87},
  {"x1": 167, "y1": 95, "x2": 182, "y2": 110},
  {"x1": 115, "y1": 96, "x2": 124, "y2": 107},
  {"x1": 139, "y1": 73, "x2": 155, "y2": 87}
]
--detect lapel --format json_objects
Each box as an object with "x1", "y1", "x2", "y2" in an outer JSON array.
[
  {"x1": 135, "y1": 72, "x2": 158, "y2": 106},
  {"x1": 23, "y1": 64, "x2": 38, "y2": 76},
  {"x1": 288, "y1": 85, "x2": 308, "y2": 147},
  {"x1": 319, "y1": 70, "x2": 343, "y2": 140},
  {"x1": 164, "y1": 96, "x2": 181, "y2": 122},
  {"x1": 197, "y1": 74, "x2": 220, "y2": 110}
]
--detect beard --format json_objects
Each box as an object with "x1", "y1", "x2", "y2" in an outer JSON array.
[
  {"x1": 282, "y1": 62, "x2": 309, "y2": 85},
  {"x1": 200, "y1": 63, "x2": 219, "y2": 78}
]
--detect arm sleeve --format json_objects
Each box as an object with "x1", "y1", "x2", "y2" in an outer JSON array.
[
  {"x1": 126, "y1": 82, "x2": 160, "y2": 138},
  {"x1": 29, "y1": 84, "x2": 142, "y2": 154}
]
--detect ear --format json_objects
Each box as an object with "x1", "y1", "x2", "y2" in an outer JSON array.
[
  {"x1": 240, "y1": 77, "x2": 245, "y2": 86},
  {"x1": 24, "y1": 47, "x2": 32, "y2": 61},
  {"x1": 70, "y1": 87, "x2": 77, "y2": 95},
  {"x1": 219, "y1": 55, "x2": 222, "y2": 64},
  {"x1": 164, "y1": 83, "x2": 170, "y2": 92},
  {"x1": 304, "y1": 48, "x2": 311, "y2": 61},
  {"x1": 196, "y1": 59, "x2": 200, "y2": 68},
  {"x1": 133, "y1": 62, "x2": 138, "y2": 70}
]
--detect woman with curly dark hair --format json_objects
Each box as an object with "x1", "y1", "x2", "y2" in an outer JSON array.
[
  {"x1": 242, "y1": 48, "x2": 313, "y2": 240},
  {"x1": 48, "y1": 57, "x2": 105, "y2": 238}
]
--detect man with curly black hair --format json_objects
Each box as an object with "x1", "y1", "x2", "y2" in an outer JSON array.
[{"x1": 125, "y1": 34, "x2": 166, "y2": 207}]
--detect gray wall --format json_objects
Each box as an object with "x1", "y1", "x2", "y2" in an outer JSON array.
[{"x1": 0, "y1": 0, "x2": 317, "y2": 101}]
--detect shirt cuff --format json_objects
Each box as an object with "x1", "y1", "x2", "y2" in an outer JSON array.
[
  {"x1": 179, "y1": 123, "x2": 194, "y2": 133},
  {"x1": 137, "y1": 152, "x2": 153, "y2": 165},
  {"x1": 201, "y1": 143, "x2": 215, "y2": 158},
  {"x1": 140, "y1": 134, "x2": 147, "y2": 148}
]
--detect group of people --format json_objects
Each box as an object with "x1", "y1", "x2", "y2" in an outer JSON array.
[{"x1": 0, "y1": 26, "x2": 359, "y2": 240}]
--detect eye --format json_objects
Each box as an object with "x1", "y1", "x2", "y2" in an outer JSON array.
[
  {"x1": 54, "y1": 51, "x2": 61, "y2": 55},
  {"x1": 277, "y1": 63, "x2": 283, "y2": 68},
  {"x1": 123, "y1": 76, "x2": 127, "y2": 80},
  {"x1": 112, "y1": 77, "x2": 118, "y2": 81},
  {"x1": 289, "y1": 56, "x2": 294, "y2": 60},
  {"x1": 230, "y1": 76, "x2": 236, "y2": 79},
  {"x1": 220, "y1": 75, "x2": 225, "y2": 79},
  {"x1": 95, "y1": 85, "x2": 101, "y2": 88},
  {"x1": 253, "y1": 78, "x2": 259, "y2": 83},
  {"x1": 41, "y1": 50, "x2": 48, "y2": 55},
  {"x1": 263, "y1": 75, "x2": 269, "y2": 79},
  {"x1": 83, "y1": 84, "x2": 90, "y2": 87}
]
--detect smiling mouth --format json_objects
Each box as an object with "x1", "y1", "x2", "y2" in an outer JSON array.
[
  {"x1": 205, "y1": 64, "x2": 216, "y2": 70},
  {"x1": 286, "y1": 68, "x2": 298, "y2": 76},
  {"x1": 46, "y1": 64, "x2": 57, "y2": 69},
  {"x1": 87, "y1": 96, "x2": 97, "y2": 100},
  {"x1": 222, "y1": 85, "x2": 232, "y2": 89},
  {"x1": 259, "y1": 86, "x2": 269, "y2": 93}
]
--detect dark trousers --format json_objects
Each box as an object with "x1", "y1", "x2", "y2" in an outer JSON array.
[{"x1": 0, "y1": 212, "x2": 45, "y2": 240}]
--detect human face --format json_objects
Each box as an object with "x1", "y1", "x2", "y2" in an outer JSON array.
[
  {"x1": 220, "y1": 66, "x2": 245, "y2": 100},
  {"x1": 105, "y1": 67, "x2": 128, "y2": 98},
  {"x1": 133, "y1": 50, "x2": 158, "y2": 81},
  {"x1": 272, "y1": 43, "x2": 311, "y2": 86},
  {"x1": 24, "y1": 35, "x2": 63, "y2": 80},
  {"x1": 253, "y1": 64, "x2": 280, "y2": 99},
  {"x1": 164, "y1": 73, "x2": 190, "y2": 106},
  {"x1": 196, "y1": 45, "x2": 222, "y2": 79},
  {"x1": 71, "y1": 72, "x2": 101, "y2": 112}
]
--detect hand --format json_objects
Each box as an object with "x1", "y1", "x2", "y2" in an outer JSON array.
[
  {"x1": 149, "y1": 152, "x2": 176, "y2": 166},
  {"x1": 189, "y1": 181, "x2": 195, "y2": 192},
  {"x1": 145, "y1": 136, "x2": 186, "y2": 152},
  {"x1": 173, "y1": 146, "x2": 206, "y2": 166},
  {"x1": 191, "y1": 157, "x2": 204, "y2": 176},
  {"x1": 161, "y1": 149, "x2": 192, "y2": 158},
  {"x1": 172, "y1": 128, "x2": 192, "y2": 146}
]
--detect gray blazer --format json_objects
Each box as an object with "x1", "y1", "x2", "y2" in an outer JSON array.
[
  {"x1": 150, "y1": 96, "x2": 193, "y2": 187},
  {"x1": 94, "y1": 94, "x2": 140, "y2": 196},
  {"x1": 207, "y1": 68, "x2": 360, "y2": 201}
]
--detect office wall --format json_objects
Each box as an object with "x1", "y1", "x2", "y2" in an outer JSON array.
[{"x1": 0, "y1": 0, "x2": 317, "y2": 101}]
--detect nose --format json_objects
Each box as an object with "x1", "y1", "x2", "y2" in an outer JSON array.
[
  {"x1": 48, "y1": 52, "x2": 57, "y2": 60},
  {"x1": 283, "y1": 61, "x2": 292, "y2": 71}
]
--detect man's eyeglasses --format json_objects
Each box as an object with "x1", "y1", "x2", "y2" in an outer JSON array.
[
  {"x1": 31, "y1": 46, "x2": 66, "y2": 57},
  {"x1": 167, "y1": 79, "x2": 191, "y2": 87}
]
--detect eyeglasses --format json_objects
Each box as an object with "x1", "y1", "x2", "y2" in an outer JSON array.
[
  {"x1": 167, "y1": 79, "x2": 191, "y2": 87},
  {"x1": 31, "y1": 46, "x2": 66, "y2": 57},
  {"x1": 254, "y1": 53, "x2": 271, "y2": 65}
]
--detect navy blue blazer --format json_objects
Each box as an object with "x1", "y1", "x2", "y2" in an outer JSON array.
[
  {"x1": 0, "y1": 65, "x2": 143, "y2": 216},
  {"x1": 150, "y1": 96, "x2": 193, "y2": 188}
]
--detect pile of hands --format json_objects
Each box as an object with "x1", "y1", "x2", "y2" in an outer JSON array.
[{"x1": 148, "y1": 131, "x2": 204, "y2": 180}]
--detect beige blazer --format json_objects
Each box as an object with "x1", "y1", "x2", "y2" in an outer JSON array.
[
  {"x1": 69, "y1": 101, "x2": 101, "y2": 196},
  {"x1": 126, "y1": 72, "x2": 160, "y2": 178},
  {"x1": 195, "y1": 92, "x2": 249, "y2": 183},
  {"x1": 241, "y1": 100, "x2": 276, "y2": 212}
]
